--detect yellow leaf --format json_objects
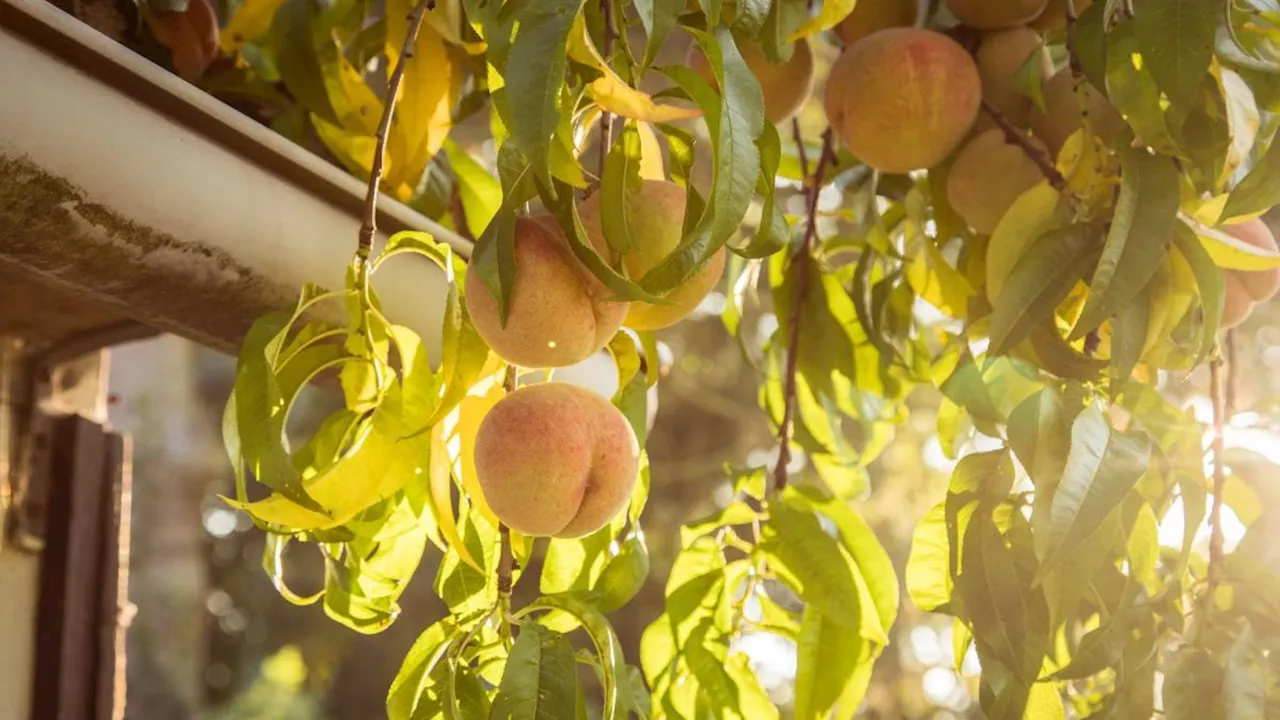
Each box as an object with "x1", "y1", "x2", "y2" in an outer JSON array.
[
  {"x1": 445, "y1": 368, "x2": 506, "y2": 529},
  {"x1": 986, "y1": 181, "x2": 1069, "y2": 303},
  {"x1": 430, "y1": 423, "x2": 482, "y2": 571},
  {"x1": 637, "y1": 122, "x2": 667, "y2": 180},
  {"x1": 1182, "y1": 212, "x2": 1280, "y2": 270},
  {"x1": 907, "y1": 237, "x2": 973, "y2": 317},
  {"x1": 567, "y1": 14, "x2": 701, "y2": 123},
  {"x1": 219, "y1": 0, "x2": 286, "y2": 54},
  {"x1": 574, "y1": 111, "x2": 665, "y2": 180},
  {"x1": 329, "y1": 51, "x2": 383, "y2": 136},
  {"x1": 386, "y1": 5, "x2": 459, "y2": 194},
  {"x1": 313, "y1": 115, "x2": 416, "y2": 200},
  {"x1": 787, "y1": 0, "x2": 857, "y2": 41},
  {"x1": 223, "y1": 493, "x2": 330, "y2": 529}
]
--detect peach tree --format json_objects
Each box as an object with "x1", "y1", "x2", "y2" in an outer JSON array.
[{"x1": 207, "y1": 0, "x2": 1280, "y2": 716}]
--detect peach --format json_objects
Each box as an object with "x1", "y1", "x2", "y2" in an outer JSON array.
[
  {"x1": 578, "y1": 179, "x2": 725, "y2": 330},
  {"x1": 947, "y1": 129, "x2": 1048, "y2": 235},
  {"x1": 824, "y1": 28, "x2": 981, "y2": 173},
  {"x1": 833, "y1": 0, "x2": 919, "y2": 46},
  {"x1": 1029, "y1": 70, "x2": 1126, "y2": 156},
  {"x1": 1031, "y1": 0, "x2": 1094, "y2": 33},
  {"x1": 473, "y1": 383, "x2": 640, "y2": 538},
  {"x1": 1223, "y1": 274, "x2": 1254, "y2": 329},
  {"x1": 945, "y1": 0, "x2": 1049, "y2": 29},
  {"x1": 465, "y1": 217, "x2": 627, "y2": 368},
  {"x1": 689, "y1": 39, "x2": 815, "y2": 125},
  {"x1": 977, "y1": 27, "x2": 1052, "y2": 127},
  {"x1": 1225, "y1": 219, "x2": 1280, "y2": 302}
]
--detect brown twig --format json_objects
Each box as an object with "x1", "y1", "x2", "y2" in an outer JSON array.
[
  {"x1": 596, "y1": 0, "x2": 615, "y2": 179},
  {"x1": 356, "y1": 0, "x2": 437, "y2": 259},
  {"x1": 1207, "y1": 352, "x2": 1227, "y2": 596},
  {"x1": 1225, "y1": 329, "x2": 1238, "y2": 416},
  {"x1": 980, "y1": 99, "x2": 1068, "y2": 192},
  {"x1": 775, "y1": 125, "x2": 836, "y2": 494}
]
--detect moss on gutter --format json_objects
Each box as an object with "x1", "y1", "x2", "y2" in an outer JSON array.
[{"x1": 0, "y1": 153, "x2": 294, "y2": 352}]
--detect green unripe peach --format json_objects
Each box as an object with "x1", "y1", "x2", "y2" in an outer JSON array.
[
  {"x1": 578, "y1": 180, "x2": 726, "y2": 330},
  {"x1": 824, "y1": 28, "x2": 981, "y2": 173},
  {"x1": 833, "y1": 0, "x2": 919, "y2": 46},
  {"x1": 465, "y1": 217, "x2": 627, "y2": 368},
  {"x1": 945, "y1": 0, "x2": 1049, "y2": 29},
  {"x1": 976, "y1": 27, "x2": 1052, "y2": 127},
  {"x1": 473, "y1": 383, "x2": 640, "y2": 538},
  {"x1": 947, "y1": 129, "x2": 1048, "y2": 235},
  {"x1": 689, "y1": 39, "x2": 815, "y2": 125}
]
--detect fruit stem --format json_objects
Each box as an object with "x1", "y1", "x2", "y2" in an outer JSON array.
[
  {"x1": 1207, "y1": 350, "x2": 1227, "y2": 600},
  {"x1": 979, "y1": 98, "x2": 1068, "y2": 192},
  {"x1": 356, "y1": 0, "x2": 437, "y2": 262},
  {"x1": 774, "y1": 123, "x2": 835, "y2": 495}
]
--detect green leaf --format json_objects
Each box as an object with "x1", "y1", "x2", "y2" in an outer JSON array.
[
  {"x1": 596, "y1": 534, "x2": 650, "y2": 612},
  {"x1": 1133, "y1": 0, "x2": 1219, "y2": 117},
  {"x1": 600, "y1": 122, "x2": 643, "y2": 254},
  {"x1": 1007, "y1": 389, "x2": 1070, "y2": 489},
  {"x1": 1163, "y1": 647, "x2": 1222, "y2": 720},
  {"x1": 761, "y1": 502, "x2": 882, "y2": 641},
  {"x1": 737, "y1": 121, "x2": 789, "y2": 258},
  {"x1": 956, "y1": 512, "x2": 1049, "y2": 693},
  {"x1": 541, "y1": 527, "x2": 612, "y2": 596},
  {"x1": 538, "y1": 178, "x2": 665, "y2": 303},
  {"x1": 906, "y1": 503, "x2": 952, "y2": 613},
  {"x1": 793, "y1": 606, "x2": 872, "y2": 720},
  {"x1": 490, "y1": 624, "x2": 579, "y2": 720},
  {"x1": 1110, "y1": 274, "x2": 1151, "y2": 386},
  {"x1": 1072, "y1": 142, "x2": 1180, "y2": 338},
  {"x1": 990, "y1": 223, "x2": 1104, "y2": 354},
  {"x1": 470, "y1": 146, "x2": 531, "y2": 326},
  {"x1": 504, "y1": 0, "x2": 584, "y2": 191},
  {"x1": 387, "y1": 618, "x2": 456, "y2": 720},
  {"x1": 519, "y1": 594, "x2": 627, "y2": 720},
  {"x1": 1171, "y1": 221, "x2": 1223, "y2": 363},
  {"x1": 1040, "y1": 404, "x2": 1151, "y2": 571},
  {"x1": 1073, "y1": 1, "x2": 1109, "y2": 90},
  {"x1": 789, "y1": 487, "x2": 899, "y2": 632},
  {"x1": 607, "y1": 332, "x2": 650, "y2": 446},
  {"x1": 633, "y1": 0, "x2": 682, "y2": 70},
  {"x1": 643, "y1": 27, "x2": 764, "y2": 295},
  {"x1": 1221, "y1": 130, "x2": 1280, "y2": 223},
  {"x1": 1106, "y1": 25, "x2": 1180, "y2": 155},
  {"x1": 443, "y1": 139, "x2": 502, "y2": 238},
  {"x1": 1224, "y1": 622, "x2": 1267, "y2": 720},
  {"x1": 271, "y1": 0, "x2": 339, "y2": 125},
  {"x1": 663, "y1": 537, "x2": 728, "y2": 643}
]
